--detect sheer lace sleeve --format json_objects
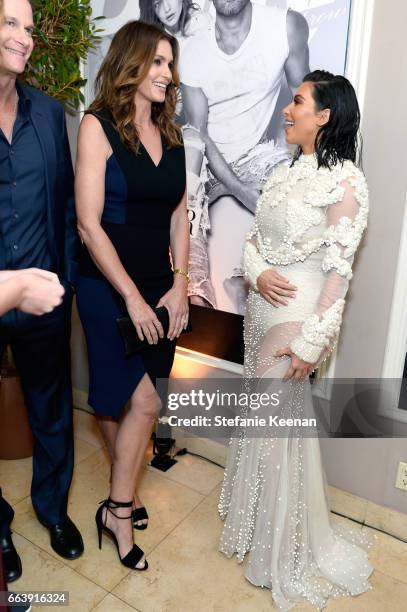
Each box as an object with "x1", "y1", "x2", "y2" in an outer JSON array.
[
  {"x1": 289, "y1": 174, "x2": 369, "y2": 364},
  {"x1": 243, "y1": 223, "x2": 272, "y2": 291}
]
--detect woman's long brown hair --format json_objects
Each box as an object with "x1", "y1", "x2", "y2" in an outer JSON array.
[{"x1": 89, "y1": 21, "x2": 182, "y2": 151}]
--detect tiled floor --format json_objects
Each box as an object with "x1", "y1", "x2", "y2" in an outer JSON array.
[{"x1": 1, "y1": 409, "x2": 407, "y2": 611}]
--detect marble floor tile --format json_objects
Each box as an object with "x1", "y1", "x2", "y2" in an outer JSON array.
[
  {"x1": 5, "y1": 410, "x2": 407, "y2": 612},
  {"x1": 73, "y1": 409, "x2": 104, "y2": 449},
  {"x1": 74, "y1": 436, "x2": 101, "y2": 465},
  {"x1": 73, "y1": 445, "x2": 112, "y2": 482},
  {"x1": 91, "y1": 593, "x2": 139, "y2": 611},
  {"x1": 146, "y1": 451, "x2": 224, "y2": 496},
  {"x1": 0, "y1": 455, "x2": 31, "y2": 505},
  {"x1": 11, "y1": 483, "x2": 131, "y2": 593},
  {"x1": 8, "y1": 532, "x2": 106, "y2": 611},
  {"x1": 361, "y1": 525, "x2": 407, "y2": 585},
  {"x1": 327, "y1": 569, "x2": 407, "y2": 611},
  {"x1": 112, "y1": 486, "x2": 273, "y2": 612},
  {"x1": 12, "y1": 452, "x2": 204, "y2": 593},
  {"x1": 0, "y1": 435, "x2": 100, "y2": 509},
  {"x1": 67, "y1": 466, "x2": 204, "y2": 591}
]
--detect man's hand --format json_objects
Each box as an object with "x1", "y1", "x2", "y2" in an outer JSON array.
[
  {"x1": 208, "y1": 179, "x2": 261, "y2": 213},
  {"x1": 17, "y1": 273, "x2": 65, "y2": 315},
  {"x1": 0, "y1": 268, "x2": 60, "y2": 285}
]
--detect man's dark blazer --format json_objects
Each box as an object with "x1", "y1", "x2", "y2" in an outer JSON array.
[
  {"x1": 16, "y1": 81, "x2": 79, "y2": 284},
  {"x1": 0, "y1": 84, "x2": 80, "y2": 526}
]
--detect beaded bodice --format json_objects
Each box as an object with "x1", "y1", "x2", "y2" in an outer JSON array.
[
  {"x1": 247, "y1": 154, "x2": 368, "y2": 273},
  {"x1": 243, "y1": 154, "x2": 369, "y2": 364}
]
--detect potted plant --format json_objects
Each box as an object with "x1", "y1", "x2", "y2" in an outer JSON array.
[
  {"x1": 0, "y1": 348, "x2": 33, "y2": 459},
  {"x1": 24, "y1": 0, "x2": 103, "y2": 110}
]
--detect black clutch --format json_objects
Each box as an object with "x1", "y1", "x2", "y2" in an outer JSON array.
[{"x1": 117, "y1": 306, "x2": 192, "y2": 356}]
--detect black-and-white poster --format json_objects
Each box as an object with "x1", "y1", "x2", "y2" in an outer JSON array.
[{"x1": 87, "y1": 0, "x2": 352, "y2": 315}]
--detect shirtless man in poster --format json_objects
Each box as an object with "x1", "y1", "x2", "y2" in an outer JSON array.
[{"x1": 181, "y1": 0, "x2": 310, "y2": 313}]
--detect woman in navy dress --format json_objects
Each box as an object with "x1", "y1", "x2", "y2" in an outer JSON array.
[{"x1": 75, "y1": 22, "x2": 189, "y2": 570}]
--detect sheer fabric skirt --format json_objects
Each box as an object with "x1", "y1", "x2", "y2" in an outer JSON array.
[{"x1": 218, "y1": 289, "x2": 374, "y2": 610}]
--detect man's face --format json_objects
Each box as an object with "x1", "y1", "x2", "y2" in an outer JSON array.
[
  {"x1": 0, "y1": 0, "x2": 34, "y2": 77},
  {"x1": 213, "y1": 0, "x2": 250, "y2": 18}
]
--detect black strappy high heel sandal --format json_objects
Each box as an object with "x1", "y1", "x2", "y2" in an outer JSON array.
[
  {"x1": 109, "y1": 465, "x2": 149, "y2": 531},
  {"x1": 132, "y1": 506, "x2": 149, "y2": 530},
  {"x1": 95, "y1": 498, "x2": 148, "y2": 571}
]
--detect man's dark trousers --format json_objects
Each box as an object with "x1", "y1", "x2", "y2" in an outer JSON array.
[
  {"x1": 0, "y1": 81, "x2": 79, "y2": 527},
  {"x1": 0, "y1": 290, "x2": 74, "y2": 524},
  {"x1": 0, "y1": 489, "x2": 13, "y2": 539}
]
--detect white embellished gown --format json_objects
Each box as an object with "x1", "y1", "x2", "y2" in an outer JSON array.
[{"x1": 218, "y1": 154, "x2": 373, "y2": 610}]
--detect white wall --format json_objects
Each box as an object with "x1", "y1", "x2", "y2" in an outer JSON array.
[{"x1": 320, "y1": 0, "x2": 407, "y2": 513}]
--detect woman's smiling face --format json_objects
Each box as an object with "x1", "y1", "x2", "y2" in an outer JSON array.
[
  {"x1": 283, "y1": 81, "x2": 330, "y2": 152},
  {"x1": 136, "y1": 39, "x2": 174, "y2": 105}
]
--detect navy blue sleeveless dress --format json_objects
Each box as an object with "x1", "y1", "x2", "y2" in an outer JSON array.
[{"x1": 76, "y1": 110, "x2": 186, "y2": 417}]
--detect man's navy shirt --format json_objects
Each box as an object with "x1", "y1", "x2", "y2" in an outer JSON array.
[{"x1": 0, "y1": 84, "x2": 52, "y2": 273}]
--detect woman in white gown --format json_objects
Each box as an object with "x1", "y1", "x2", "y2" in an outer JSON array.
[{"x1": 218, "y1": 71, "x2": 373, "y2": 610}]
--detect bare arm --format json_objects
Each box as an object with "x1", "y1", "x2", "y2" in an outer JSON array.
[
  {"x1": 75, "y1": 114, "x2": 137, "y2": 299},
  {"x1": 170, "y1": 188, "x2": 189, "y2": 280},
  {"x1": 75, "y1": 114, "x2": 163, "y2": 344},
  {"x1": 157, "y1": 188, "x2": 190, "y2": 340},
  {"x1": 284, "y1": 9, "x2": 310, "y2": 94},
  {"x1": 0, "y1": 272, "x2": 64, "y2": 316},
  {"x1": 0, "y1": 276, "x2": 29, "y2": 316}
]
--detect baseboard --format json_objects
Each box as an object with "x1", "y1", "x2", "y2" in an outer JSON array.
[{"x1": 171, "y1": 427, "x2": 228, "y2": 468}]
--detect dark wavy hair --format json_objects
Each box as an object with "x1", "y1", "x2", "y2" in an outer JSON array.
[
  {"x1": 89, "y1": 21, "x2": 182, "y2": 152},
  {"x1": 139, "y1": 0, "x2": 200, "y2": 36},
  {"x1": 293, "y1": 70, "x2": 361, "y2": 169}
]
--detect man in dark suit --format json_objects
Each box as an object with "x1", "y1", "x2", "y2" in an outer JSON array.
[
  {"x1": 0, "y1": 0, "x2": 83, "y2": 580},
  {"x1": 0, "y1": 269, "x2": 65, "y2": 584}
]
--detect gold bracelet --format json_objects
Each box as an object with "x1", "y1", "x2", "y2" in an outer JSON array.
[{"x1": 173, "y1": 268, "x2": 190, "y2": 282}]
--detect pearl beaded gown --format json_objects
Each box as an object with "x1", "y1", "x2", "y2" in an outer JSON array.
[{"x1": 218, "y1": 154, "x2": 373, "y2": 610}]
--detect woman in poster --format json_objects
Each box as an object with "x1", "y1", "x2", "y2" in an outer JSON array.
[
  {"x1": 139, "y1": 0, "x2": 213, "y2": 49},
  {"x1": 219, "y1": 71, "x2": 374, "y2": 609}
]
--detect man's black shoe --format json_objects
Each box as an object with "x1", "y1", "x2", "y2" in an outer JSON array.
[
  {"x1": 1, "y1": 532, "x2": 22, "y2": 583},
  {"x1": 7, "y1": 595, "x2": 32, "y2": 611},
  {"x1": 38, "y1": 516, "x2": 84, "y2": 560}
]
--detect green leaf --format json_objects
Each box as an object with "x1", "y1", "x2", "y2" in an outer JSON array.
[{"x1": 23, "y1": 0, "x2": 105, "y2": 109}]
